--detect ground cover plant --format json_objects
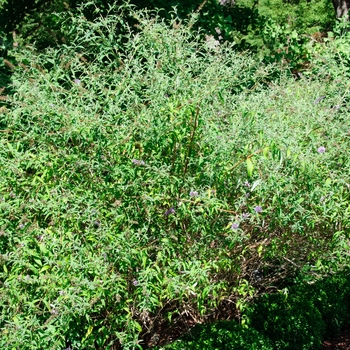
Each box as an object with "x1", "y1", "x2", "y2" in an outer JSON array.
[{"x1": 0, "y1": 2, "x2": 350, "y2": 349}]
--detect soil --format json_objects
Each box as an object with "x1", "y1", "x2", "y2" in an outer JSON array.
[{"x1": 322, "y1": 325, "x2": 350, "y2": 350}]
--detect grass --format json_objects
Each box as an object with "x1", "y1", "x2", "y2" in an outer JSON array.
[{"x1": 0, "y1": 4, "x2": 350, "y2": 349}]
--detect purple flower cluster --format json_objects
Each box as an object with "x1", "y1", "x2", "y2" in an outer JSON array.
[
  {"x1": 231, "y1": 223, "x2": 239, "y2": 230},
  {"x1": 50, "y1": 304, "x2": 58, "y2": 315},
  {"x1": 215, "y1": 27, "x2": 223, "y2": 41},
  {"x1": 254, "y1": 206, "x2": 263, "y2": 213},
  {"x1": 317, "y1": 146, "x2": 326, "y2": 154},
  {"x1": 205, "y1": 35, "x2": 220, "y2": 50},
  {"x1": 219, "y1": 0, "x2": 235, "y2": 7},
  {"x1": 132, "y1": 159, "x2": 145, "y2": 166},
  {"x1": 189, "y1": 190, "x2": 199, "y2": 198},
  {"x1": 164, "y1": 207, "x2": 175, "y2": 216},
  {"x1": 229, "y1": 207, "x2": 261, "y2": 231},
  {"x1": 314, "y1": 96, "x2": 325, "y2": 104}
]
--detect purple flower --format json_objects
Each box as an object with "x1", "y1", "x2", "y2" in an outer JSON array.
[
  {"x1": 189, "y1": 191, "x2": 198, "y2": 198},
  {"x1": 205, "y1": 35, "x2": 220, "y2": 50},
  {"x1": 19, "y1": 224, "x2": 25, "y2": 229},
  {"x1": 231, "y1": 223, "x2": 239, "y2": 230},
  {"x1": 244, "y1": 181, "x2": 251, "y2": 188},
  {"x1": 132, "y1": 159, "x2": 145, "y2": 166},
  {"x1": 50, "y1": 304, "x2": 58, "y2": 315},
  {"x1": 242, "y1": 213, "x2": 250, "y2": 219},
  {"x1": 314, "y1": 96, "x2": 325, "y2": 104},
  {"x1": 219, "y1": 0, "x2": 235, "y2": 6},
  {"x1": 133, "y1": 280, "x2": 139, "y2": 286},
  {"x1": 317, "y1": 146, "x2": 326, "y2": 154},
  {"x1": 164, "y1": 207, "x2": 175, "y2": 216},
  {"x1": 254, "y1": 206, "x2": 263, "y2": 213},
  {"x1": 73, "y1": 79, "x2": 81, "y2": 84}
]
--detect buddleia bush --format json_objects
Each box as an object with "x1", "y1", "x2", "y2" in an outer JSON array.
[{"x1": 0, "y1": 3, "x2": 350, "y2": 349}]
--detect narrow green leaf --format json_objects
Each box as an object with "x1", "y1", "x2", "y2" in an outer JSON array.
[{"x1": 246, "y1": 158, "x2": 254, "y2": 178}]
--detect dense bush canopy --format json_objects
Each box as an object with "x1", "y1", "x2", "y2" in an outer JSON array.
[{"x1": 0, "y1": 1, "x2": 350, "y2": 349}]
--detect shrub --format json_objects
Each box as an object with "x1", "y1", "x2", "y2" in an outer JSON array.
[
  {"x1": 0, "y1": 3, "x2": 350, "y2": 349},
  {"x1": 159, "y1": 320, "x2": 273, "y2": 349},
  {"x1": 311, "y1": 270, "x2": 350, "y2": 337},
  {"x1": 247, "y1": 291, "x2": 326, "y2": 350}
]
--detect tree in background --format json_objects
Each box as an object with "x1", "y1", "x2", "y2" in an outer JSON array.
[
  {"x1": 332, "y1": 0, "x2": 350, "y2": 18},
  {"x1": 0, "y1": 0, "x2": 348, "y2": 35}
]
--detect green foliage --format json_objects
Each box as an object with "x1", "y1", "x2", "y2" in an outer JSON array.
[
  {"x1": 0, "y1": 0, "x2": 52, "y2": 31},
  {"x1": 311, "y1": 271, "x2": 350, "y2": 336},
  {"x1": 247, "y1": 290, "x2": 326, "y2": 349},
  {"x1": 249, "y1": 0, "x2": 334, "y2": 34},
  {"x1": 259, "y1": 19, "x2": 311, "y2": 70},
  {"x1": 309, "y1": 18, "x2": 350, "y2": 80},
  {"x1": 0, "y1": 0, "x2": 335, "y2": 53},
  {"x1": 158, "y1": 320, "x2": 273, "y2": 349},
  {"x1": 0, "y1": 0, "x2": 337, "y2": 77},
  {"x1": 0, "y1": 2, "x2": 350, "y2": 349},
  {"x1": 165, "y1": 271, "x2": 350, "y2": 350},
  {"x1": 218, "y1": 0, "x2": 333, "y2": 70},
  {"x1": 245, "y1": 270, "x2": 350, "y2": 349}
]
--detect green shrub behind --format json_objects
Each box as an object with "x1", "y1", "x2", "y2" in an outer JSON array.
[
  {"x1": 312, "y1": 271, "x2": 350, "y2": 336},
  {"x1": 159, "y1": 320, "x2": 273, "y2": 350},
  {"x1": 247, "y1": 291, "x2": 326, "y2": 350}
]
